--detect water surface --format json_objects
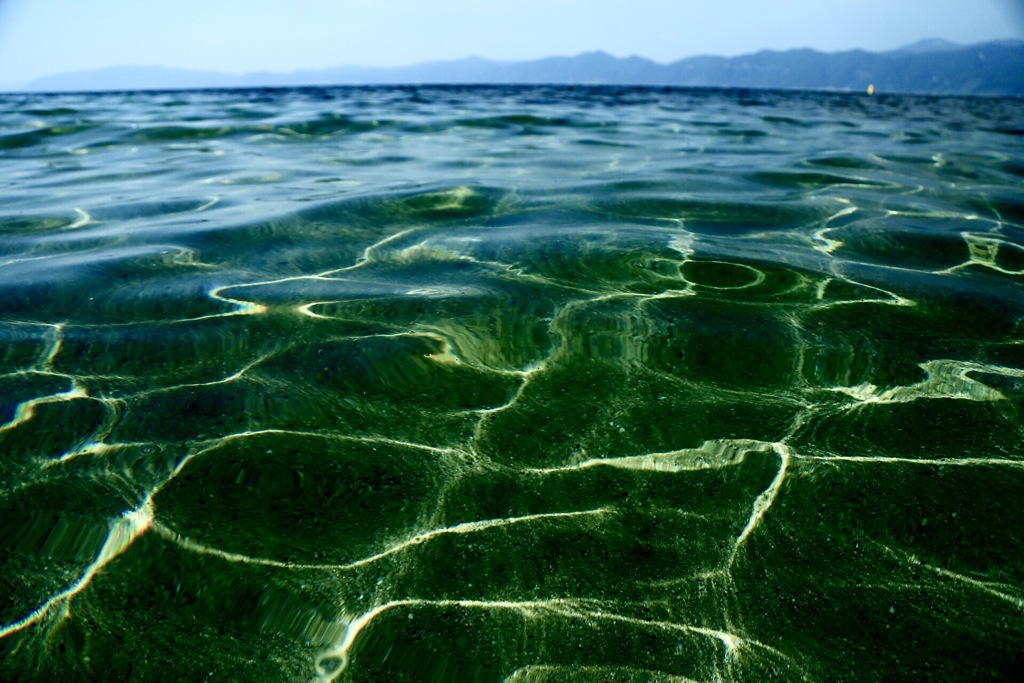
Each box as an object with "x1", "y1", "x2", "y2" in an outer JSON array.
[{"x1": 2, "y1": 85, "x2": 1024, "y2": 681}]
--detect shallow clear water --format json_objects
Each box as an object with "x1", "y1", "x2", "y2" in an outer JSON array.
[{"x1": 1, "y1": 85, "x2": 1024, "y2": 681}]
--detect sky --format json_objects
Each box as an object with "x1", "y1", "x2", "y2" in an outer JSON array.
[{"x1": 0, "y1": 0, "x2": 1021, "y2": 86}]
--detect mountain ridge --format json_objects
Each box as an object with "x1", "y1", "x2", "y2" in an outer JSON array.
[{"x1": 11, "y1": 39, "x2": 1024, "y2": 96}]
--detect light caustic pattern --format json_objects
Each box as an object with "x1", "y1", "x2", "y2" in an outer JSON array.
[{"x1": 1, "y1": 87, "x2": 1023, "y2": 682}]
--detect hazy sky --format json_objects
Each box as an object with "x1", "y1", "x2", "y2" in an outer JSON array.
[{"x1": 0, "y1": 0, "x2": 1021, "y2": 85}]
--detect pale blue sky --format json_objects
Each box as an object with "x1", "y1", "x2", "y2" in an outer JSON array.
[{"x1": 0, "y1": 0, "x2": 1021, "y2": 85}]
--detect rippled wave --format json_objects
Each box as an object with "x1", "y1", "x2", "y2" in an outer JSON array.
[{"x1": 1, "y1": 86, "x2": 1023, "y2": 681}]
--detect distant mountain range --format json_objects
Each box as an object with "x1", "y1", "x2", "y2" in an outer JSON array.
[{"x1": 12, "y1": 39, "x2": 1024, "y2": 96}]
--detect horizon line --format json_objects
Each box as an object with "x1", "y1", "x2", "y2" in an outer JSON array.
[{"x1": 9, "y1": 36, "x2": 1024, "y2": 86}]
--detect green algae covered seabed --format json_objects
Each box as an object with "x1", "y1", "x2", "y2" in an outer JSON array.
[{"x1": 1, "y1": 85, "x2": 1023, "y2": 681}]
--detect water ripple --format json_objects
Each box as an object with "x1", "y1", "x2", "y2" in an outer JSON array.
[{"x1": 1, "y1": 85, "x2": 1023, "y2": 682}]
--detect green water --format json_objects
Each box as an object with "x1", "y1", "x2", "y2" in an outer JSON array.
[{"x1": 1, "y1": 86, "x2": 1023, "y2": 681}]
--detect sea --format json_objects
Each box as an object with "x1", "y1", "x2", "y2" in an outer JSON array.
[{"x1": 1, "y1": 85, "x2": 1023, "y2": 682}]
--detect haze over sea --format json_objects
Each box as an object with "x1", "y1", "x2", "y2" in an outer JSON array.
[{"x1": 1, "y1": 84, "x2": 1023, "y2": 681}]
